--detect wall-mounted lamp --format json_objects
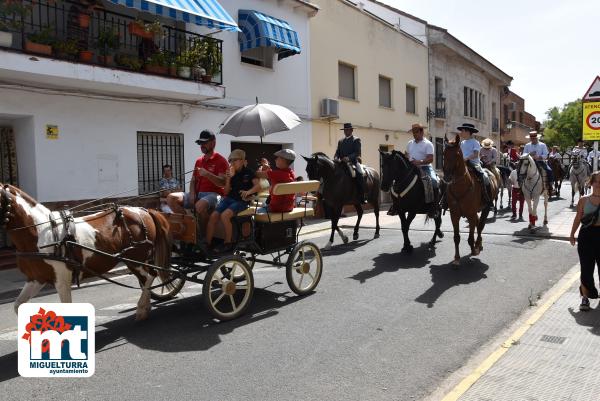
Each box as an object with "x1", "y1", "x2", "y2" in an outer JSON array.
[{"x1": 385, "y1": 134, "x2": 389, "y2": 142}]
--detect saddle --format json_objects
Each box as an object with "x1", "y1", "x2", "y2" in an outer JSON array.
[
  {"x1": 417, "y1": 169, "x2": 436, "y2": 204},
  {"x1": 342, "y1": 161, "x2": 365, "y2": 180}
]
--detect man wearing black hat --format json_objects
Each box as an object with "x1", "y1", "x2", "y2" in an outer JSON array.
[
  {"x1": 167, "y1": 130, "x2": 229, "y2": 228},
  {"x1": 458, "y1": 123, "x2": 494, "y2": 208},
  {"x1": 334, "y1": 123, "x2": 367, "y2": 203}
]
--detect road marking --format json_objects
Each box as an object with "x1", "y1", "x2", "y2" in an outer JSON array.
[
  {"x1": 0, "y1": 330, "x2": 17, "y2": 341},
  {"x1": 440, "y1": 268, "x2": 579, "y2": 401},
  {"x1": 100, "y1": 303, "x2": 137, "y2": 311}
]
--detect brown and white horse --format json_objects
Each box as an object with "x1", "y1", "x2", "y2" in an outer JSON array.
[{"x1": 1, "y1": 184, "x2": 171, "y2": 320}]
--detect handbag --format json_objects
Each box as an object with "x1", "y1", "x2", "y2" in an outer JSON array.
[{"x1": 581, "y1": 201, "x2": 600, "y2": 228}]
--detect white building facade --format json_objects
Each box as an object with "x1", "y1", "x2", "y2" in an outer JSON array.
[{"x1": 0, "y1": 0, "x2": 316, "y2": 206}]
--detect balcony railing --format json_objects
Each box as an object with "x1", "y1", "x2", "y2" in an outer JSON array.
[{"x1": 0, "y1": 0, "x2": 223, "y2": 85}]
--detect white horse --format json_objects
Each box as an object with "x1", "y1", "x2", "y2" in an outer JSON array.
[
  {"x1": 517, "y1": 154, "x2": 548, "y2": 231},
  {"x1": 569, "y1": 153, "x2": 589, "y2": 207}
]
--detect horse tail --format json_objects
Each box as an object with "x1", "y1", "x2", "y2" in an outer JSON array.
[{"x1": 148, "y1": 209, "x2": 172, "y2": 279}]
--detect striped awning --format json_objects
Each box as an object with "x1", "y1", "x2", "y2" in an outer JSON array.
[
  {"x1": 110, "y1": 0, "x2": 240, "y2": 32},
  {"x1": 238, "y1": 10, "x2": 301, "y2": 60}
]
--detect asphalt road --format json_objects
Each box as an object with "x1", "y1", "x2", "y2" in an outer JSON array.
[{"x1": 0, "y1": 184, "x2": 580, "y2": 401}]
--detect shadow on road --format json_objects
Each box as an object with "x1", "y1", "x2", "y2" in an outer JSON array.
[
  {"x1": 320, "y1": 239, "x2": 373, "y2": 256},
  {"x1": 349, "y1": 242, "x2": 436, "y2": 283},
  {"x1": 415, "y1": 258, "x2": 489, "y2": 308},
  {"x1": 0, "y1": 287, "x2": 308, "y2": 383}
]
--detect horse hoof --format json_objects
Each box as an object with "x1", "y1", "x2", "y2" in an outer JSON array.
[
  {"x1": 374, "y1": 233, "x2": 380, "y2": 239},
  {"x1": 402, "y1": 245, "x2": 414, "y2": 253},
  {"x1": 471, "y1": 249, "x2": 480, "y2": 256},
  {"x1": 323, "y1": 241, "x2": 333, "y2": 251},
  {"x1": 543, "y1": 221, "x2": 548, "y2": 226},
  {"x1": 342, "y1": 236, "x2": 349, "y2": 244},
  {"x1": 452, "y1": 259, "x2": 460, "y2": 267},
  {"x1": 437, "y1": 230, "x2": 444, "y2": 238},
  {"x1": 353, "y1": 233, "x2": 359, "y2": 241},
  {"x1": 135, "y1": 310, "x2": 149, "y2": 321}
]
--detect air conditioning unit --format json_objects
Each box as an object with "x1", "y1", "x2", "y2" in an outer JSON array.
[
  {"x1": 508, "y1": 102, "x2": 517, "y2": 111},
  {"x1": 321, "y1": 98, "x2": 339, "y2": 119}
]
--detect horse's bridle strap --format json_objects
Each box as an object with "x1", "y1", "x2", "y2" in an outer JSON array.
[{"x1": 392, "y1": 175, "x2": 418, "y2": 198}]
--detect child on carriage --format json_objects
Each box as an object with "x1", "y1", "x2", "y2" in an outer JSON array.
[
  {"x1": 205, "y1": 149, "x2": 257, "y2": 253},
  {"x1": 243, "y1": 149, "x2": 297, "y2": 213}
]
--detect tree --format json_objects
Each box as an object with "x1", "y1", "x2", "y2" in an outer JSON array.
[{"x1": 542, "y1": 100, "x2": 583, "y2": 150}]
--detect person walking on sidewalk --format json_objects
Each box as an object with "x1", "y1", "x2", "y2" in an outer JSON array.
[{"x1": 570, "y1": 171, "x2": 600, "y2": 311}]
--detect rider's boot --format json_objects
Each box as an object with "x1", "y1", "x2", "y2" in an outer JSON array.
[{"x1": 481, "y1": 175, "x2": 494, "y2": 209}]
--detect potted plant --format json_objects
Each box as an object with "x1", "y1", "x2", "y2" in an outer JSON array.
[
  {"x1": 128, "y1": 19, "x2": 162, "y2": 39},
  {"x1": 115, "y1": 53, "x2": 142, "y2": 71},
  {"x1": 144, "y1": 49, "x2": 168, "y2": 75},
  {"x1": 0, "y1": 1, "x2": 31, "y2": 47},
  {"x1": 199, "y1": 37, "x2": 221, "y2": 83},
  {"x1": 175, "y1": 51, "x2": 194, "y2": 79},
  {"x1": 53, "y1": 39, "x2": 79, "y2": 60},
  {"x1": 26, "y1": 27, "x2": 55, "y2": 56},
  {"x1": 96, "y1": 27, "x2": 120, "y2": 65}
]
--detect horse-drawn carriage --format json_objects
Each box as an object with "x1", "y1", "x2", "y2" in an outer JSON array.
[
  {"x1": 6, "y1": 180, "x2": 323, "y2": 322},
  {"x1": 150, "y1": 179, "x2": 324, "y2": 320}
]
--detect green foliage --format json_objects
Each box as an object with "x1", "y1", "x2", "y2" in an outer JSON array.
[
  {"x1": 96, "y1": 27, "x2": 120, "y2": 55},
  {"x1": 0, "y1": 1, "x2": 31, "y2": 32},
  {"x1": 198, "y1": 37, "x2": 221, "y2": 76},
  {"x1": 543, "y1": 99, "x2": 583, "y2": 150},
  {"x1": 133, "y1": 19, "x2": 163, "y2": 37},
  {"x1": 53, "y1": 39, "x2": 79, "y2": 57},
  {"x1": 147, "y1": 49, "x2": 169, "y2": 67},
  {"x1": 28, "y1": 27, "x2": 55, "y2": 46},
  {"x1": 176, "y1": 41, "x2": 204, "y2": 68},
  {"x1": 115, "y1": 54, "x2": 142, "y2": 71}
]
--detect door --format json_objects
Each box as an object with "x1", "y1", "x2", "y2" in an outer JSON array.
[{"x1": 0, "y1": 127, "x2": 18, "y2": 248}]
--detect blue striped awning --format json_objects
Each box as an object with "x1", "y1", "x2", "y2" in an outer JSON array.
[
  {"x1": 238, "y1": 10, "x2": 301, "y2": 60},
  {"x1": 110, "y1": 0, "x2": 240, "y2": 32}
]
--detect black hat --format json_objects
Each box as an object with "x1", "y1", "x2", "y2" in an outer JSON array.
[
  {"x1": 340, "y1": 122, "x2": 354, "y2": 130},
  {"x1": 195, "y1": 130, "x2": 215, "y2": 145},
  {"x1": 456, "y1": 123, "x2": 479, "y2": 133},
  {"x1": 506, "y1": 140, "x2": 514, "y2": 146}
]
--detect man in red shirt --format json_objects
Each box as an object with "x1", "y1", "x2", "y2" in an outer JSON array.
[
  {"x1": 167, "y1": 130, "x2": 229, "y2": 227},
  {"x1": 243, "y1": 149, "x2": 296, "y2": 213}
]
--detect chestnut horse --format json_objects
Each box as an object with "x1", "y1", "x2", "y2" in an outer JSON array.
[
  {"x1": 443, "y1": 136, "x2": 498, "y2": 265},
  {"x1": 1, "y1": 184, "x2": 172, "y2": 320},
  {"x1": 548, "y1": 157, "x2": 564, "y2": 198}
]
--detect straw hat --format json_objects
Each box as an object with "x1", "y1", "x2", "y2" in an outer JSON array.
[{"x1": 481, "y1": 138, "x2": 494, "y2": 149}]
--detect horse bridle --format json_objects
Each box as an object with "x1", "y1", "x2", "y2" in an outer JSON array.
[
  {"x1": 387, "y1": 152, "x2": 419, "y2": 197},
  {"x1": 0, "y1": 185, "x2": 13, "y2": 228}
]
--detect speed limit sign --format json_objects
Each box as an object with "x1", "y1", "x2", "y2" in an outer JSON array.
[{"x1": 583, "y1": 102, "x2": 600, "y2": 140}]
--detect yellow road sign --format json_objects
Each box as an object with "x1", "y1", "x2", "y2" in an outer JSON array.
[{"x1": 583, "y1": 102, "x2": 600, "y2": 141}]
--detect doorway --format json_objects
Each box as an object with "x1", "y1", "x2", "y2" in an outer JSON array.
[
  {"x1": 231, "y1": 141, "x2": 283, "y2": 171},
  {"x1": 0, "y1": 127, "x2": 18, "y2": 248}
]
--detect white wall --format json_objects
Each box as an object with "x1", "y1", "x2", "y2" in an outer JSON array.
[{"x1": 12, "y1": 116, "x2": 36, "y2": 197}]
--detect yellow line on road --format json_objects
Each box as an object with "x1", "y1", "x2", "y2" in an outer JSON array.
[{"x1": 440, "y1": 269, "x2": 579, "y2": 401}]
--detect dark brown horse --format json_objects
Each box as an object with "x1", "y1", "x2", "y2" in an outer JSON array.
[
  {"x1": 304, "y1": 153, "x2": 380, "y2": 250},
  {"x1": 548, "y1": 157, "x2": 564, "y2": 198},
  {"x1": 443, "y1": 136, "x2": 498, "y2": 266},
  {"x1": 1, "y1": 184, "x2": 173, "y2": 320}
]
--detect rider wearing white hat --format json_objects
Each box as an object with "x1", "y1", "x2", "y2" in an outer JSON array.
[{"x1": 523, "y1": 131, "x2": 554, "y2": 191}]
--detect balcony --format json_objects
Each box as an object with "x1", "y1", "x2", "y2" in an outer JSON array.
[
  {"x1": 427, "y1": 96, "x2": 446, "y2": 121},
  {"x1": 0, "y1": 0, "x2": 225, "y2": 101}
]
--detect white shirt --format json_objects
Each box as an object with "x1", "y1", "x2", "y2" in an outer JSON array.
[
  {"x1": 523, "y1": 142, "x2": 548, "y2": 160},
  {"x1": 460, "y1": 138, "x2": 481, "y2": 163},
  {"x1": 572, "y1": 146, "x2": 588, "y2": 159},
  {"x1": 406, "y1": 138, "x2": 434, "y2": 166},
  {"x1": 588, "y1": 149, "x2": 600, "y2": 163},
  {"x1": 509, "y1": 169, "x2": 520, "y2": 189}
]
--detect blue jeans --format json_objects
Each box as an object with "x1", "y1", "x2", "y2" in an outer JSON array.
[
  {"x1": 215, "y1": 197, "x2": 249, "y2": 214},
  {"x1": 535, "y1": 161, "x2": 554, "y2": 183},
  {"x1": 420, "y1": 165, "x2": 439, "y2": 188},
  {"x1": 183, "y1": 191, "x2": 220, "y2": 210}
]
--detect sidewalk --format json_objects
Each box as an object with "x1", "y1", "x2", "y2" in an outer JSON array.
[{"x1": 437, "y1": 264, "x2": 600, "y2": 401}]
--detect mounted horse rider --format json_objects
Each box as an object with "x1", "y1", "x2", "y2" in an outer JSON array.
[
  {"x1": 506, "y1": 140, "x2": 520, "y2": 165},
  {"x1": 334, "y1": 122, "x2": 367, "y2": 204},
  {"x1": 388, "y1": 123, "x2": 440, "y2": 216},
  {"x1": 571, "y1": 140, "x2": 592, "y2": 174},
  {"x1": 458, "y1": 123, "x2": 494, "y2": 208},
  {"x1": 480, "y1": 138, "x2": 498, "y2": 168},
  {"x1": 523, "y1": 130, "x2": 553, "y2": 193}
]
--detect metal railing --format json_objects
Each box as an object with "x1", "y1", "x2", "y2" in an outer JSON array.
[{"x1": 0, "y1": 0, "x2": 223, "y2": 84}]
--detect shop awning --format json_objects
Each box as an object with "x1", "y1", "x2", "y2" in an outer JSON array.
[
  {"x1": 110, "y1": 0, "x2": 240, "y2": 32},
  {"x1": 238, "y1": 10, "x2": 301, "y2": 60}
]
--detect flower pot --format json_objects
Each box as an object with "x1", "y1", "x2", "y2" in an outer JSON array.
[
  {"x1": 79, "y1": 50, "x2": 94, "y2": 63},
  {"x1": 25, "y1": 40, "x2": 52, "y2": 56},
  {"x1": 78, "y1": 13, "x2": 90, "y2": 29},
  {"x1": 128, "y1": 22, "x2": 153, "y2": 39},
  {"x1": 177, "y1": 66, "x2": 191, "y2": 79},
  {"x1": 201, "y1": 74, "x2": 212, "y2": 83},
  {"x1": 0, "y1": 31, "x2": 13, "y2": 47},
  {"x1": 144, "y1": 64, "x2": 168, "y2": 75},
  {"x1": 98, "y1": 55, "x2": 113, "y2": 65}
]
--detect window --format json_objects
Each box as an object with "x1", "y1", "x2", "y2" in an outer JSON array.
[
  {"x1": 241, "y1": 47, "x2": 275, "y2": 68},
  {"x1": 137, "y1": 132, "x2": 184, "y2": 195},
  {"x1": 339, "y1": 62, "x2": 356, "y2": 99},
  {"x1": 406, "y1": 85, "x2": 416, "y2": 114},
  {"x1": 435, "y1": 77, "x2": 443, "y2": 98},
  {"x1": 379, "y1": 75, "x2": 392, "y2": 108},
  {"x1": 463, "y1": 86, "x2": 485, "y2": 120}
]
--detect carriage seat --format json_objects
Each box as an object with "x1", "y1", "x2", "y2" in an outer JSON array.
[{"x1": 239, "y1": 180, "x2": 320, "y2": 223}]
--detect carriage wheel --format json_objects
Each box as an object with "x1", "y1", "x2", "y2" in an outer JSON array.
[
  {"x1": 234, "y1": 251, "x2": 256, "y2": 277},
  {"x1": 286, "y1": 241, "x2": 323, "y2": 295},
  {"x1": 149, "y1": 268, "x2": 186, "y2": 301},
  {"x1": 203, "y1": 255, "x2": 254, "y2": 321}
]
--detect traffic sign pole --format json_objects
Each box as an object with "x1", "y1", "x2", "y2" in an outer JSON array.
[{"x1": 594, "y1": 141, "x2": 598, "y2": 172}]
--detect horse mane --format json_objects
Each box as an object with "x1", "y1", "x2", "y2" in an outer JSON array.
[
  {"x1": 5, "y1": 184, "x2": 38, "y2": 207},
  {"x1": 311, "y1": 152, "x2": 335, "y2": 169}
]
